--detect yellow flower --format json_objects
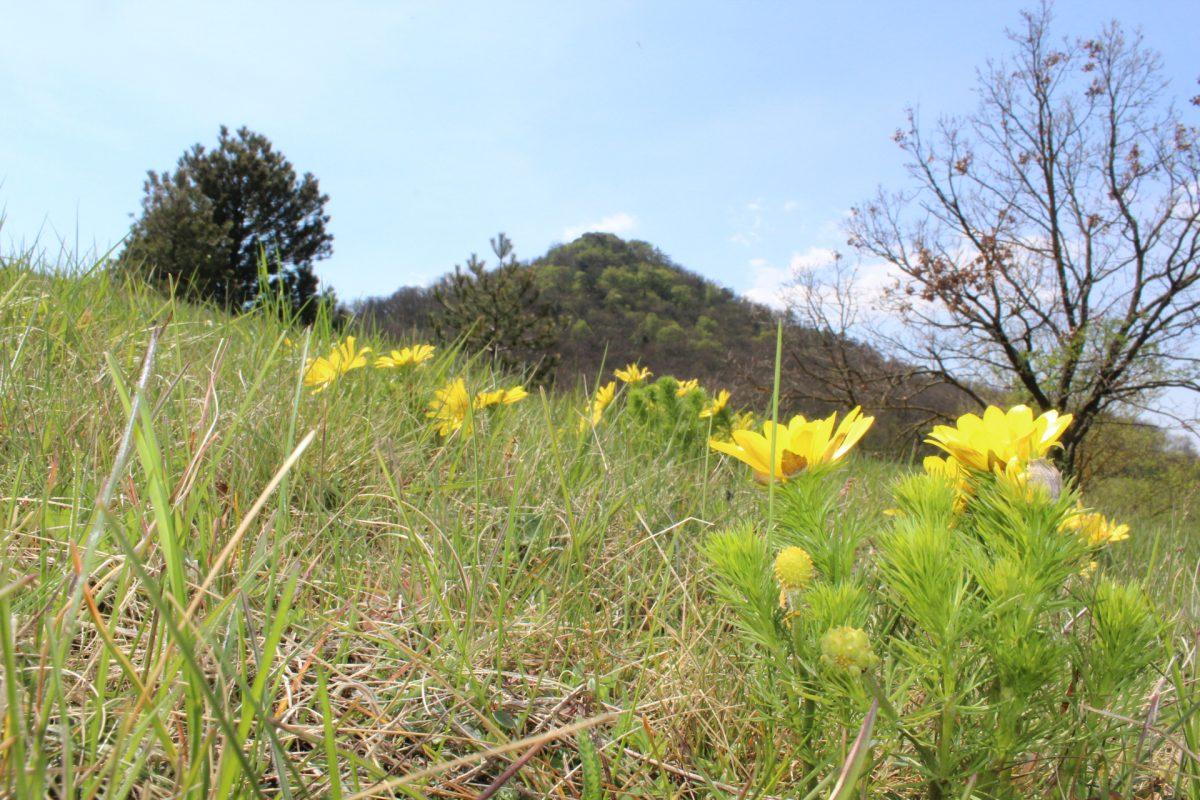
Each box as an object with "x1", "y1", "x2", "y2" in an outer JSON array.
[
  {"x1": 774, "y1": 547, "x2": 814, "y2": 591},
  {"x1": 709, "y1": 407, "x2": 874, "y2": 483},
  {"x1": 581, "y1": 381, "x2": 617, "y2": 430},
  {"x1": 375, "y1": 343, "x2": 435, "y2": 369},
  {"x1": 303, "y1": 337, "x2": 372, "y2": 393},
  {"x1": 820, "y1": 626, "x2": 878, "y2": 675},
  {"x1": 675, "y1": 378, "x2": 700, "y2": 396},
  {"x1": 783, "y1": 407, "x2": 875, "y2": 467},
  {"x1": 593, "y1": 381, "x2": 616, "y2": 416},
  {"x1": 430, "y1": 380, "x2": 526, "y2": 434},
  {"x1": 499, "y1": 385, "x2": 528, "y2": 404},
  {"x1": 730, "y1": 410, "x2": 756, "y2": 431},
  {"x1": 927, "y1": 405, "x2": 1072, "y2": 473},
  {"x1": 923, "y1": 454, "x2": 963, "y2": 484},
  {"x1": 427, "y1": 378, "x2": 473, "y2": 436},
  {"x1": 615, "y1": 363, "x2": 652, "y2": 385},
  {"x1": 473, "y1": 385, "x2": 527, "y2": 409},
  {"x1": 1061, "y1": 509, "x2": 1130, "y2": 548},
  {"x1": 474, "y1": 390, "x2": 504, "y2": 409},
  {"x1": 700, "y1": 389, "x2": 730, "y2": 419},
  {"x1": 1079, "y1": 560, "x2": 1099, "y2": 579}
]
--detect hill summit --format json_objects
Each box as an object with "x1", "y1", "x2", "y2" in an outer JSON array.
[
  {"x1": 360, "y1": 232, "x2": 782, "y2": 390},
  {"x1": 529, "y1": 233, "x2": 779, "y2": 386}
]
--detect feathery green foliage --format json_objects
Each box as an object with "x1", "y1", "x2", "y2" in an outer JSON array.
[
  {"x1": 706, "y1": 444, "x2": 1186, "y2": 798},
  {"x1": 624, "y1": 375, "x2": 727, "y2": 454}
]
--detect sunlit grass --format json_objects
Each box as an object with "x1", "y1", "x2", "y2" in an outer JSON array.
[{"x1": 0, "y1": 253, "x2": 1195, "y2": 797}]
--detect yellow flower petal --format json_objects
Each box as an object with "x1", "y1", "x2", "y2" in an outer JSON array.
[{"x1": 615, "y1": 363, "x2": 652, "y2": 384}]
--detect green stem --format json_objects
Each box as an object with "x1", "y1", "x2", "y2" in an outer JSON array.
[
  {"x1": 702, "y1": 416, "x2": 713, "y2": 518},
  {"x1": 767, "y1": 320, "x2": 783, "y2": 529}
]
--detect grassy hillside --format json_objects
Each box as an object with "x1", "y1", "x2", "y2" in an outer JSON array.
[{"x1": 2, "y1": 257, "x2": 1198, "y2": 798}]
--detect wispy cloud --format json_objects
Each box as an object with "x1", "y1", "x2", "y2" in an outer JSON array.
[
  {"x1": 562, "y1": 212, "x2": 636, "y2": 241},
  {"x1": 743, "y1": 247, "x2": 839, "y2": 309},
  {"x1": 789, "y1": 247, "x2": 840, "y2": 273},
  {"x1": 729, "y1": 199, "x2": 766, "y2": 246},
  {"x1": 742, "y1": 265, "x2": 792, "y2": 308},
  {"x1": 742, "y1": 246, "x2": 902, "y2": 318}
]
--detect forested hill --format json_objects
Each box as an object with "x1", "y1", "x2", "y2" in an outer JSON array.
[
  {"x1": 529, "y1": 234, "x2": 780, "y2": 387},
  {"x1": 356, "y1": 233, "x2": 967, "y2": 443},
  {"x1": 358, "y1": 233, "x2": 783, "y2": 389}
]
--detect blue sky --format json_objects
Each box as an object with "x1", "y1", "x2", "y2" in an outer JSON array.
[{"x1": 2, "y1": 1, "x2": 1198, "y2": 303}]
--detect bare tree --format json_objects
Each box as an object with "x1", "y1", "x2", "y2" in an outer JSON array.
[
  {"x1": 784, "y1": 253, "x2": 976, "y2": 450},
  {"x1": 847, "y1": 4, "x2": 1200, "y2": 472}
]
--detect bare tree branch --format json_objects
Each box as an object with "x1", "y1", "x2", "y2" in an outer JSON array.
[{"x1": 842, "y1": 3, "x2": 1200, "y2": 473}]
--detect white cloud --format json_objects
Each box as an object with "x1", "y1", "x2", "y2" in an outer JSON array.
[
  {"x1": 789, "y1": 247, "x2": 840, "y2": 273},
  {"x1": 743, "y1": 262, "x2": 794, "y2": 309},
  {"x1": 742, "y1": 246, "x2": 904, "y2": 320},
  {"x1": 562, "y1": 212, "x2": 636, "y2": 241},
  {"x1": 743, "y1": 247, "x2": 840, "y2": 309},
  {"x1": 783, "y1": 200, "x2": 799, "y2": 213}
]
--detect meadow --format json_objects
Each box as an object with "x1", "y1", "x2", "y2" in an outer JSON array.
[{"x1": 1, "y1": 255, "x2": 1199, "y2": 799}]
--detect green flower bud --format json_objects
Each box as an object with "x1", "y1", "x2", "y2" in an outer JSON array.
[{"x1": 820, "y1": 626, "x2": 878, "y2": 675}]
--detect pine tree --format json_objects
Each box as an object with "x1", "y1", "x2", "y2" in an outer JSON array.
[
  {"x1": 122, "y1": 126, "x2": 332, "y2": 319},
  {"x1": 432, "y1": 233, "x2": 562, "y2": 381}
]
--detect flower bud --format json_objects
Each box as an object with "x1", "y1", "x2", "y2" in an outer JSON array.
[
  {"x1": 820, "y1": 626, "x2": 878, "y2": 675},
  {"x1": 773, "y1": 546, "x2": 814, "y2": 591},
  {"x1": 1026, "y1": 459, "x2": 1063, "y2": 500}
]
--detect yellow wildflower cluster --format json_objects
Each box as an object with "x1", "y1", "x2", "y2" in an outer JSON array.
[
  {"x1": 581, "y1": 364, "x2": 734, "y2": 431},
  {"x1": 426, "y1": 378, "x2": 528, "y2": 437},
  {"x1": 922, "y1": 405, "x2": 1072, "y2": 509},
  {"x1": 709, "y1": 407, "x2": 874, "y2": 483},
  {"x1": 1061, "y1": 509, "x2": 1130, "y2": 548},
  {"x1": 300, "y1": 337, "x2": 530, "y2": 437},
  {"x1": 921, "y1": 404, "x2": 1131, "y2": 558},
  {"x1": 304, "y1": 337, "x2": 436, "y2": 394}
]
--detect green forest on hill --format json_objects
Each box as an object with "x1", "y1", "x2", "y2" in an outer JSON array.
[{"x1": 356, "y1": 232, "x2": 974, "y2": 453}]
